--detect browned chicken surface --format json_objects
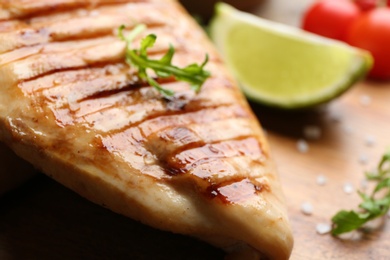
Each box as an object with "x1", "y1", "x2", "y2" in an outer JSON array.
[{"x1": 0, "y1": 0, "x2": 293, "y2": 259}]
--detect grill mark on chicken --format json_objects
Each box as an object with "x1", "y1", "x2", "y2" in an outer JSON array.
[
  {"x1": 102, "y1": 104, "x2": 251, "y2": 150},
  {"x1": 72, "y1": 82, "x2": 234, "y2": 116},
  {"x1": 22, "y1": 66, "x2": 227, "y2": 101},
  {"x1": 191, "y1": 156, "x2": 271, "y2": 182},
  {"x1": 0, "y1": 36, "x2": 118, "y2": 65},
  {"x1": 137, "y1": 105, "x2": 251, "y2": 137},
  {"x1": 42, "y1": 72, "x2": 139, "y2": 105},
  {"x1": 0, "y1": 41, "x2": 126, "y2": 83},
  {"x1": 19, "y1": 64, "x2": 128, "y2": 93},
  {"x1": 31, "y1": 75, "x2": 225, "y2": 116},
  {"x1": 146, "y1": 119, "x2": 261, "y2": 158},
  {"x1": 27, "y1": 2, "x2": 158, "y2": 26},
  {"x1": 170, "y1": 138, "x2": 264, "y2": 173},
  {"x1": 206, "y1": 178, "x2": 266, "y2": 204},
  {"x1": 70, "y1": 77, "x2": 180, "y2": 106},
  {"x1": 147, "y1": 118, "x2": 256, "y2": 149},
  {"x1": 0, "y1": 0, "x2": 147, "y2": 21},
  {"x1": 0, "y1": 3, "x2": 171, "y2": 53},
  {"x1": 154, "y1": 137, "x2": 266, "y2": 175},
  {"x1": 80, "y1": 102, "x2": 248, "y2": 137}
]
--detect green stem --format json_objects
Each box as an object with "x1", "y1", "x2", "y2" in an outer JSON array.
[{"x1": 127, "y1": 49, "x2": 209, "y2": 89}]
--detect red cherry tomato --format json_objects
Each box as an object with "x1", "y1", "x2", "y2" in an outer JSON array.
[
  {"x1": 302, "y1": 0, "x2": 362, "y2": 41},
  {"x1": 347, "y1": 8, "x2": 390, "y2": 79}
]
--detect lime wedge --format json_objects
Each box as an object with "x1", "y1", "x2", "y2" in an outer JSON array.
[{"x1": 209, "y1": 3, "x2": 373, "y2": 109}]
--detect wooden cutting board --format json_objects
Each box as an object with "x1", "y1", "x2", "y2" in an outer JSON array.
[
  {"x1": 1, "y1": 1, "x2": 390, "y2": 259},
  {"x1": 255, "y1": 1, "x2": 390, "y2": 259},
  {"x1": 253, "y1": 81, "x2": 390, "y2": 260}
]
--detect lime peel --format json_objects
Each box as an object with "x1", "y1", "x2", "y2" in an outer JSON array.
[{"x1": 209, "y1": 3, "x2": 373, "y2": 109}]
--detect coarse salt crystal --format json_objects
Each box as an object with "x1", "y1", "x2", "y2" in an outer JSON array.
[
  {"x1": 358, "y1": 153, "x2": 369, "y2": 165},
  {"x1": 301, "y1": 202, "x2": 313, "y2": 215},
  {"x1": 297, "y1": 139, "x2": 309, "y2": 153},
  {"x1": 343, "y1": 183, "x2": 354, "y2": 194},
  {"x1": 360, "y1": 95, "x2": 372, "y2": 106},
  {"x1": 316, "y1": 223, "x2": 332, "y2": 235},
  {"x1": 360, "y1": 179, "x2": 368, "y2": 191},
  {"x1": 329, "y1": 111, "x2": 342, "y2": 123},
  {"x1": 342, "y1": 124, "x2": 354, "y2": 134},
  {"x1": 316, "y1": 175, "x2": 327, "y2": 186},
  {"x1": 303, "y1": 125, "x2": 322, "y2": 140},
  {"x1": 364, "y1": 134, "x2": 376, "y2": 147}
]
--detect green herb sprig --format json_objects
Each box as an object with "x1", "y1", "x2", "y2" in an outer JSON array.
[
  {"x1": 118, "y1": 24, "x2": 210, "y2": 97},
  {"x1": 331, "y1": 149, "x2": 390, "y2": 235}
]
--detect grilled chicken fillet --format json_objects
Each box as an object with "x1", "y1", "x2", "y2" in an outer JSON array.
[{"x1": 0, "y1": 0, "x2": 293, "y2": 259}]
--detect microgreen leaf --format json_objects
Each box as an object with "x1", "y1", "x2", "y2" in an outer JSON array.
[
  {"x1": 374, "y1": 178, "x2": 390, "y2": 194},
  {"x1": 331, "y1": 149, "x2": 390, "y2": 236},
  {"x1": 331, "y1": 210, "x2": 370, "y2": 235},
  {"x1": 118, "y1": 24, "x2": 210, "y2": 97},
  {"x1": 378, "y1": 150, "x2": 390, "y2": 174}
]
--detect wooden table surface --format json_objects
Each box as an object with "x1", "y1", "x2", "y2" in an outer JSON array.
[{"x1": 1, "y1": 1, "x2": 390, "y2": 259}]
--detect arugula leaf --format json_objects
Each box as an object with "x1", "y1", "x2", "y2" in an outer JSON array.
[
  {"x1": 118, "y1": 24, "x2": 210, "y2": 97},
  {"x1": 331, "y1": 149, "x2": 390, "y2": 235}
]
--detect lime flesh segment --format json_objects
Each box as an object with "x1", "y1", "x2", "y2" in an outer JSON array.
[{"x1": 210, "y1": 3, "x2": 373, "y2": 109}]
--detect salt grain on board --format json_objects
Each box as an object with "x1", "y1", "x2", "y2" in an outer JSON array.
[
  {"x1": 343, "y1": 183, "x2": 354, "y2": 194},
  {"x1": 301, "y1": 202, "x2": 313, "y2": 215},
  {"x1": 316, "y1": 175, "x2": 327, "y2": 186},
  {"x1": 360, "y1": 179, "x2": 369, "y2": 191},
  {"x1": 303, "y1": 125, "x2": 322, "y2": 140},
  {"x1": 316, "y1": 223, "x2": 332, "y2": 235},
  {"x1": 360, "y1": 95, "x2": 372, "y2": 106},
  {"x1": 358, "y1": 153, "x2": 369, "y2": 165},
  {"x1": 364, "y1": 134, "x2": 376, "y2": 147},
  {"x1": 297, "y1": 139, "x2": 309, "y2": 153},
  {"x1": 342, "y1": 124, "x2": 354, "y2": 134},
  {"x1": 329, "y1": 111, "x2": 342, "y2": 123}
]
